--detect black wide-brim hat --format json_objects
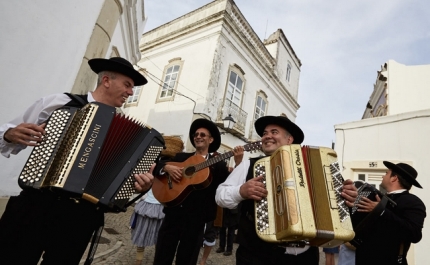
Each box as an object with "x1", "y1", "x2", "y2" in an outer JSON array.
[
  {"x1": 88, "y1": 57, "x2": 148, "y2": 86},
  {"x1": 383, "y1": 161, "x2": 422, "y2": 188},
  {"x1": 189, "y1": 118, "x2": 221, "y2": 153},
  {"x1": 254, "y1": 116, "x2": 304, "y2": 144}
]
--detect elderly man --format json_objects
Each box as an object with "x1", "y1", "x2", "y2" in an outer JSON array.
[
  {"x1": 152, "y1": 118, "x2": 244, "y2": 265},
  {"x1": 216, "y1": 115, "x2": 358, "y2": 265},
  {"x1": 0, "y1": 57, "x2": 155, "y2": 265}
]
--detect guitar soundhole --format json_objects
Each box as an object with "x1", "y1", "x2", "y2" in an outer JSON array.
[{"x1": 184, "y1": 166, "x2": 196, "y2": 177}]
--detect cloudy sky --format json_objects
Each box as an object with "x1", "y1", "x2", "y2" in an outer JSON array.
[{"x1": 143, "y1": 0, "x2": 430, "y2": 147}]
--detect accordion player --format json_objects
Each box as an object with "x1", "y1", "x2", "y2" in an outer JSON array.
[
  {"x1": 17, "y1": 102, "x2": 165, "y2": 212},
  {"x1": 254, "y1": 144, "x2": 355, "y2": 247},
  {"x1": 349, "y1": 181, "x2": 397, "y2": 247}
]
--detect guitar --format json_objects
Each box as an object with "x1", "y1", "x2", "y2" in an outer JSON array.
[{"x1": 152, "y1": 141, "x2": 261, "y2": 207}]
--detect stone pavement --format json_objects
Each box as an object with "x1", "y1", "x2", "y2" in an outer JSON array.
[{"x1": 81, "y1": 206, "x2": 328, "y2": 265}]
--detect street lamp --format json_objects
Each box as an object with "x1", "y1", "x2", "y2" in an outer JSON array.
[{"x1": 222, "y1": 114, "x2": 236, "y2": 130}]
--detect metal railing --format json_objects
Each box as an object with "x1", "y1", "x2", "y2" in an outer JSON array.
[{"x1": 216, "y1": 99, "x2": 248, "y2": 135}]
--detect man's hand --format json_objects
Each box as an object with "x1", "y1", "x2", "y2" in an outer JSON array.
[
  {"x1": 4, "y1": 123, "x2": 46, "y2": 146},
  {"x1": 357, "y1": 195, "x2": 381, "y2": 212},
  {"x1": 239, "y1": 176, "x2": 268, "y2": 200},
  {"x1": 341, "y1": 179, "x2": 358, "y2": 207},
  {"x1": 233, "y1": 146, "x2": 244, "y2": 166},
  {"x1": 163, "y1": 164, "x2": 183, "y2": 183},
  {"x1": 134, "y1": 164, "x2": 155, "y2": 193}
]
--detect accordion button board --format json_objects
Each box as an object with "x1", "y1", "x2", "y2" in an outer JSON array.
[{"x1": 18, "y1": 102, "x2": 165, "y2": 212}]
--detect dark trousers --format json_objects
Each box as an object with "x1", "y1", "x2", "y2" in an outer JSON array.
[
  {"x1": 0, "y1": 189, "x2": 104, "y2": 265},
  {"x1": 153, "y1": 210, "x2": 205, "y2": 265},
  {"x1": 219, "y1": 226, "x2": 235, "y2": 251}
]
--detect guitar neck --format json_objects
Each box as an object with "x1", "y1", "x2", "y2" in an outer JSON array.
[
  {"x1": 195, "y1": 151, "x2": 234, "y2": 172},
  {"x1": 193, "y1": 141, "x2": 261, "y2": 172}
]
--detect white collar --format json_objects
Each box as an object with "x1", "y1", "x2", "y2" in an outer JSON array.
[{"x1": 388, "y1": 189, "x2": 407, "y2": 194}]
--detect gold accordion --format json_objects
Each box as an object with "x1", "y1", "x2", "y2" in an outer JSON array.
[
  {"x1": 254, "y1": 145, "x2": 354, "y2": 247},
  {"x1": 18, "y1": 102, "x2": 164, "y2": 212}
]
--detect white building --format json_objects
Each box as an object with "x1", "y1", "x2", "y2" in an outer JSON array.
[
  {"x1": 334, "y1": 60, "x2": 430, "y2": 265},
  {"x1": 0, "y1": 0, "x2": 147, "y2": 197},
  {"x1": 124, "y1": 0, "x2": 302, "y2": 165}
]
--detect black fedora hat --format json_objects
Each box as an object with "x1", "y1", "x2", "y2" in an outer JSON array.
[
  {"x1": 189, "y1": 118, "x2": 221, "y2": 153},
  {"x1": 383, "y1": 161, "x2": 422, "y2": 188},
  {"x1": 254, "y1": 116, "x2": 304, "y2": 144},
  {"x1": 88, "y1": 57, "x2": 148, "y2": 86}
]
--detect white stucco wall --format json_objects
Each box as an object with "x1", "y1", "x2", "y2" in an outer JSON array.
[
  {"x1": 0, "y1": 0, "x2": 146, "y2": 196},
  {"x1": 334, "y1": 109, "x2": 430, "y2": 265},
  {"x1": 386, "y1": 60, "x2": 430, "y2": 115}
]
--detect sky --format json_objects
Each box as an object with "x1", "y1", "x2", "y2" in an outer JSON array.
[{"x1": 143, "y1": 0, "x2": 430, "y2": 147}]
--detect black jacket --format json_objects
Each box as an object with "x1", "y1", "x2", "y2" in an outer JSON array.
[
  {"x1": 355, "y1": 191, "x2": 426, "y2": 265},
  {"x1": 155, "y1": 152, "x2": 230, "y2": 222}
]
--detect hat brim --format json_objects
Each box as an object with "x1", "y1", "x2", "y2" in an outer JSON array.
[
  {"x1": 89, "y1": 58, "x2": 148, "y2": 86},
  {"x1": 189, "y1": 119, "x2": 221, "y2": 153},
  {"x1": 254, "y1": 116, "x2": 304, "y2": 144},
  {"x1": 383, "y1": 161, "x2": 422, "y2": 188}
]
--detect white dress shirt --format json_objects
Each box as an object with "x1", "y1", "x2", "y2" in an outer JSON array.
[
  {"x1": 0, "y1": 93, "x2": 95, "y2": 158},
  {"x1": 215, "y1": 159, "x2": 250, "y2": 209},
  {"x1": 215, "y1": 158, "x2": 311, "y2": 255}
]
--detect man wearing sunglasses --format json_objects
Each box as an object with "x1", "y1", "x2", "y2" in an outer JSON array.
[{"x1": 152, "y1": 118, "x2": 244, "y2": 265}]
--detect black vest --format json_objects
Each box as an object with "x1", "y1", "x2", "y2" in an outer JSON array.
[{"x1": 240, "y1": 157, "x2": 263, "y2": 218}]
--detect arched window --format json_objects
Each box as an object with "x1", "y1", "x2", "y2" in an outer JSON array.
[
  {"x1": 157, "y1": 58, "x2": 183, "y2": 102},
  {"x1": 254, "y1": 92, "x2": 268, "y2": 120},
  {"x1": 226, "y1": 70, "x2": 244, "y2": 106},
  {"x1": 126, "y1": 86, "x2": 142, "y2": 105}
]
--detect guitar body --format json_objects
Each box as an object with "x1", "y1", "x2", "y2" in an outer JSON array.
[
  {"x1": 152, "y1": 155, "x2": 211, "y2": 207},
  {"x1": 152, "y1": 141, "x2": 261, "y2": 207}
]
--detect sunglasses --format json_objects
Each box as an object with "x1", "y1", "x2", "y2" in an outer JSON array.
[{"x1": 193, "y1": 132, "x2": 211, "y2": 138}]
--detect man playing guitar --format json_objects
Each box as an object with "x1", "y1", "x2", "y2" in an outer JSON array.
[{"x1": 152, "y1": 118, "x2": 244, "y2": 265}]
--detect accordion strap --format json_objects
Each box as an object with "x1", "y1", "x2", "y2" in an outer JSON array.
[
  {"x1": 84, "y1": 225, "x2": 104, "y2": 265},
  {"x1": 124, "y1": 190, "x2": 149, "y2": 209},
  {"x1": 397, "y1": 242, "x2": 405, "y2": 264},
  {"x1": 64, "y1": 93, "x2": 88, "y2": 107}
]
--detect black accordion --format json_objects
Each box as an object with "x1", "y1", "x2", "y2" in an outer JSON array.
[
  {"x1": 350, "y1": 181, "x2": 397, "y2": 247},
  {"x1": 18, "y1": 102, "x2": 164, "y2": 212}
]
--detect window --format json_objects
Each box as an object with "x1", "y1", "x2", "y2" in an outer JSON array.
[
  {"x1": 254, "y1": 93, "x2": 268, "y2": 120},
  {"x1": 126, "y1": 86, "x2": 142, "y2": 105},
  {"x1": 157, "y1": 59, "x2": 183, "y2": 102},
  {"x1": 160, "y1": 65, "x2": 180, "y2": 98},
  {"x1": 354, "y1": 171, "x2": 385, "y2": 191},
  {"x1": 286, "y1": 61, "x2": 292, "y2": 82},
  {"x1": 226, "y1": 71, "x2": 243, "y2": 106}
]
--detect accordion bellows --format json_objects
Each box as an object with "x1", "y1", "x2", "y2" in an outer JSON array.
[
  {"x1": 18, "y1": 102, "x2": 164, "y2": 212},
  {"x1": 254, "y1": 145, "x2": 354, "y2": 247}
]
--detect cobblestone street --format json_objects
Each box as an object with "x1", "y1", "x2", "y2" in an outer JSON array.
[{"x1": 82, "y1": 207, "x2": 327, "y2": 265}]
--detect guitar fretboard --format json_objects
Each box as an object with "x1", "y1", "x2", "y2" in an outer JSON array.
[
  {"x1": 193, "y1": 141, "x2": 261, "y2": 172},
  {"x1": 195, "y1": 151, "x2": 235, "y2": 171}
]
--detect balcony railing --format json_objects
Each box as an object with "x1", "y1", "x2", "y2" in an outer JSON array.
[
  {"x1": 216, "y1": 99, "x2": 248, "y2": 137},
  {"x1": 248, "y1": 119, "x2": 261, "y2": 141}
]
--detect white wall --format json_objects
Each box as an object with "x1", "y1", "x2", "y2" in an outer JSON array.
[
  {"x1": 334, "y1": 109, "x2": 430, "y2": 265},
  {"x1": 386, "y1": 60, "x2": 430, "y2": 115}
]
